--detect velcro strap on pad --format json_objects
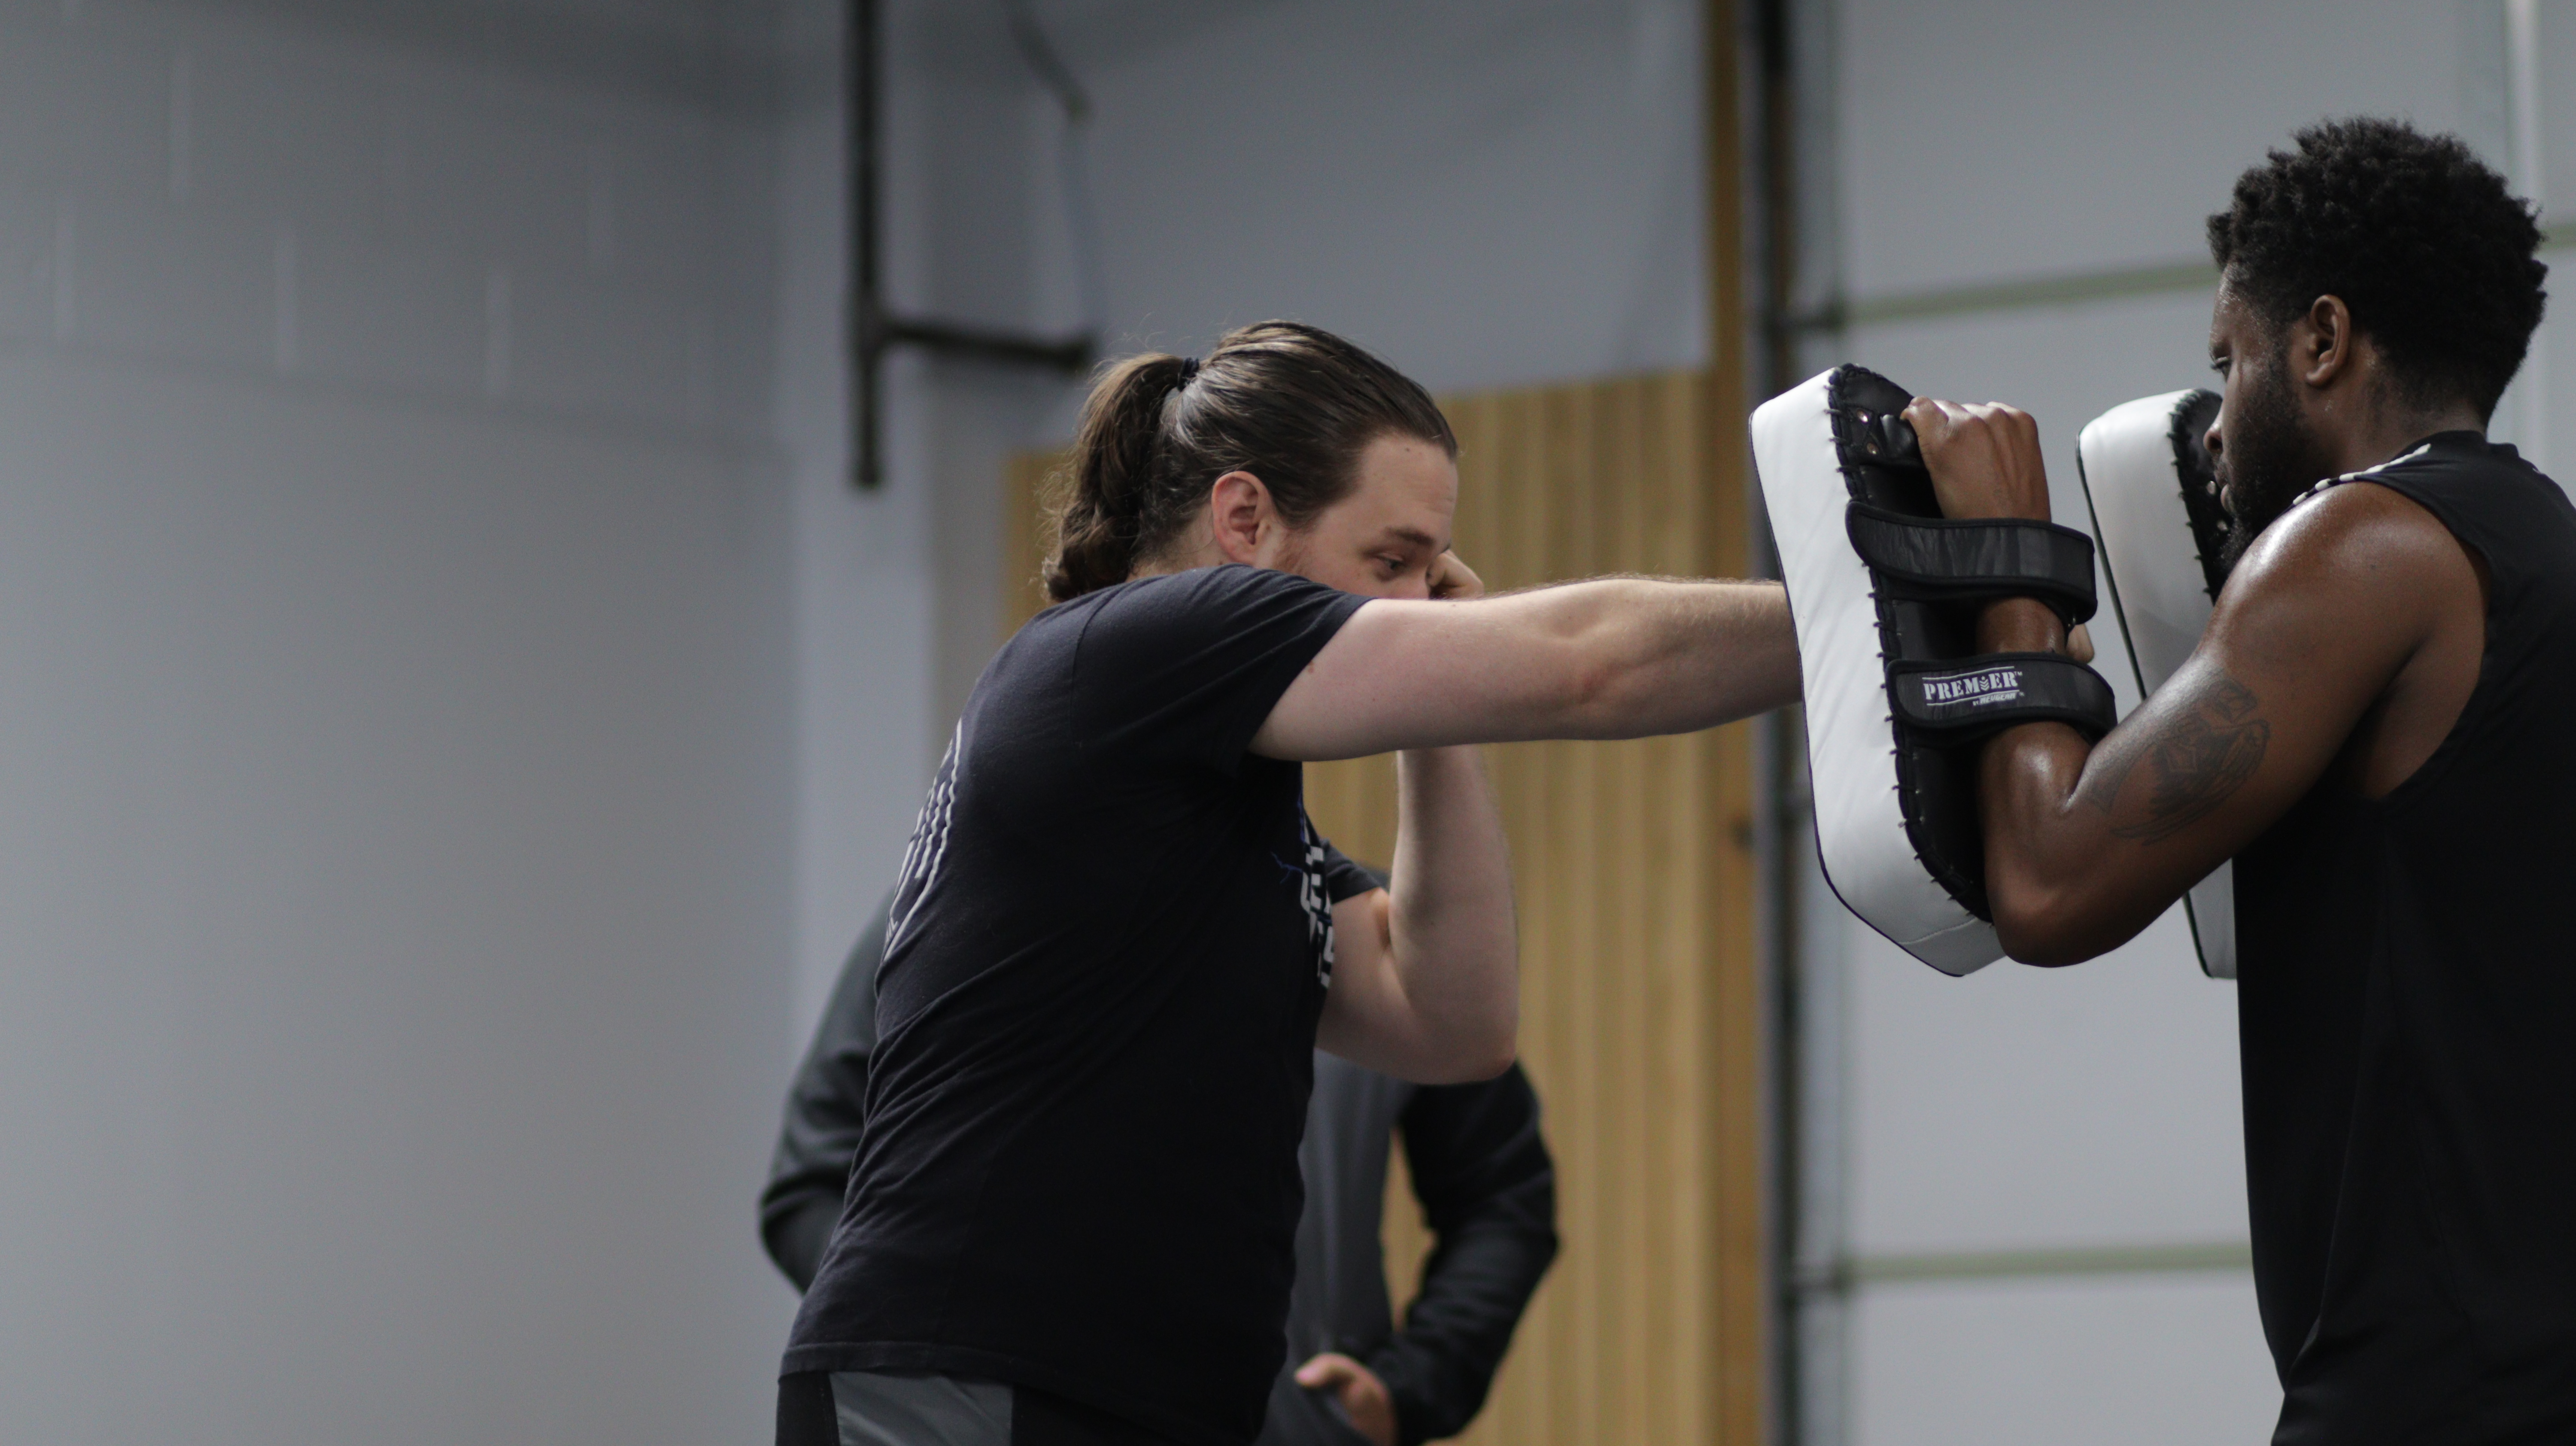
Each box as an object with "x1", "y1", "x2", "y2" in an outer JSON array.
[
  {"x1": 1888, "y1": 653, "x2": 2117, "y2": 740},
  {"x1": 1847, "y1": 504, "x2": 2100, "y2": 623}
]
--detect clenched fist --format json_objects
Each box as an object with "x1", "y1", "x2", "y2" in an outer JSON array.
[
  {"x1": 1903, "y1": 396, "x2": 2094, "y2": 663},
  {"x1": 1428, "y1": 550, "x2": 1484, "y2": 601},
  {"x1": 1902, "y1": 397, "x2": 2054, "y2": 524}
]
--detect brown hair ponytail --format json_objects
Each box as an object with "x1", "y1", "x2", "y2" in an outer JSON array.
[
  {"x1": 1048, "y1": 352, "x2": 1197, "y2": 600},
  {"x1": 1044, "y1": 321, "x2": 1455, "y2": 601}
]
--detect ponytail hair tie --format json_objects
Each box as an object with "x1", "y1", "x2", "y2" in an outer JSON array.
[{"x1": 1174, "y1": 356, "x2": 1202, "y2": 388}]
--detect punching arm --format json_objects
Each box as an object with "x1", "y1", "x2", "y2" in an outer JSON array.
[
  {"x1": 1249, "y1": 579, "x2": 1798, "y2": 762},
  {"x1": 1907, "y1": 400, "x2": 2460, "y2": 964}
]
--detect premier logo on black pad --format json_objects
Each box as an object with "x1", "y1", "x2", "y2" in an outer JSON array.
[
  {"x1": 1917, "y1": 664, "x2": 2026, "y2": 710},
  {"x1": 1889, "y1": 653, "x2": 2114, "y2": 738}
]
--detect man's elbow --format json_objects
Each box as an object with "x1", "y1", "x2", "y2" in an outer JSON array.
[
  {"x1": 1988, "y1": 876, "x2": 2119, "y2": 968},
  {"x1": 1464, "y1": 1037, "x2": 1520, "y2": 1083},
  {"x1": 1421, "y1": 1048, "x2": 1518, "y2": 1086},
  {"x1": 1996, "y1": 926, "x2": 2095, "y2": 969},
  {"x1": 1416, "y1": 1021, "x2": 1519, "y2": 1086}
]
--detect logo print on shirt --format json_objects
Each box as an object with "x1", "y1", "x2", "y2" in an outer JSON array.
[
  {"x1": 1299, "y1": 813, "x2": 1336, "y2": 989},
  {"x1": 885, "y1": 724, "x2": 961, "y2": 957}
]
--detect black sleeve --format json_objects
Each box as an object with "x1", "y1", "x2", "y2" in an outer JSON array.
[
  {"x1": 1320, "y1": 843, "x2": 1385, "y2": 904},
  {"x1": 1069, "y1": 565, "x2": 1365, "y2": 777},
  {"x1": 1368, "y1": 1063, "x2": 1559, "y2": 1446},
  {"x1": 757, "y1": 893, "x2": 893, "y2": 1292}
]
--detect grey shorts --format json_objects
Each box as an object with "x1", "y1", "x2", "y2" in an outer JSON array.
[{"x1": 776, "y1": 1371, "x2": 1182, "y2": 1446}]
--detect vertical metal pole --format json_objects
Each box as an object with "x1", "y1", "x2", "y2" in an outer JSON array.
[
  {"x1": 2507, "y1": 0, "x2": 2550, "y2": 474},
  {"x1": 849, "y1": 0, "x2": 884, "y2": 489},
  {"x1": 1751, "y1": 2, "x2": 1812, "y2": 1443}
]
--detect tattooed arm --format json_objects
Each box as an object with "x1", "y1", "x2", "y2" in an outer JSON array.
[{"x1": 1906, "y1": 398, "x2": 2485, "y2": 964}]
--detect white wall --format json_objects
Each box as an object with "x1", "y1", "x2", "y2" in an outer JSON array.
[
  {"x1": 1035, "y1": 0, "x2": 1709, "y2": 395},
  {"x1": 772, "y1": 0, "x2": 930, "y2": 1033},
  {"x1": 1794, "y1": 2, "x2": 2563, "y2": 1442},
  {"x1": 0, "y1": 1, "x2": 800, "y2": 1438}
]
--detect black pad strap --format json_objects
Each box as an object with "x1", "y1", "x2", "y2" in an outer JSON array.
[
  {"x1": 1888, "y1": 653, "x2": 2117, "y2": 741},
  {"x1": 1847, "y1": 503, "x2": 2099, "y2": 624}
]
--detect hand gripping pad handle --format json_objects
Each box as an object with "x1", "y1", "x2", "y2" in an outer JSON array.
[
  {"x1": 1850, "y1": 408, "x2": 1922, "y2": 466},
  {"x1": 1887, "y1": 652, "x2": 2117, "y2": 741},
  {"x1": 1846, "y1": 504, "x2": 2100, "y2": 624}
]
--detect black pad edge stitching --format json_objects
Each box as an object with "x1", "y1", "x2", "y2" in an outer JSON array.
[
  {"x1": 2166, "y1": 389, "x2": 2229, "y2": 601},
  {"x1": 1828, "y1": 365, "x2": 1993, "y2": 915}
]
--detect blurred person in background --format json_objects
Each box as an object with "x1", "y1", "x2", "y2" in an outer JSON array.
[{"x1": 764, "y1": 885, "x2": 1558, "y2": 1446}]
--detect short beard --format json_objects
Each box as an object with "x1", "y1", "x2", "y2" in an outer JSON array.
[{"x1": 2216, "y1": 349, "x2": 2335, "y2": 574}]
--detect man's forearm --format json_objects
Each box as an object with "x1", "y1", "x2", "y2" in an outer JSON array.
[
  {"x1": 1963, "y1": 597, "x2": 2131, "y2": 960},
  {"x1": 1540, "y1": 579, "x2": 1798, "y2": 738},
  {"x1": 1375, "y1": 1066, "x2": 1558, "y2": 1445},
  {"x1": 1371, "y1": 1215, "x2": 1556, "y2": 1445},
  {"x1": 1387, "y1": 746, "x2": 1517, "y2": 1077},
  {"x1": 1971, "y1": 598, "x2": 2281, "y2": 963},
  {"x1": 1972, "y1": 597, "x2": 2096, "y2": 865}
]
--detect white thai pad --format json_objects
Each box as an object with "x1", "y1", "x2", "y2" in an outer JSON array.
[
  {"x1": 2075, "y1": 389, "x2": 2237, "y2": 979},
  {"x1": 1756, "y1": 365, "x2": 2116, "y2": 976}
]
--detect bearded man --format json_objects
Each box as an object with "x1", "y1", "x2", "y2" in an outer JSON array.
[{"x1": 1908, "y1": 118, "x2": 2567, "y2": 1444}]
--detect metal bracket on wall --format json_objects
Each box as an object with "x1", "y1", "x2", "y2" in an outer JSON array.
[{"x1": 849, "y1": 0, "x2": 1094, "y2": 489}]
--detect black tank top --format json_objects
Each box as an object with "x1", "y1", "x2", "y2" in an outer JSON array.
[{"x1": 2236, "y1": 433, "x2": 2576, "y2": 1445}]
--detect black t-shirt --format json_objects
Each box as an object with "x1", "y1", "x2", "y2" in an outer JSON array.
[
  {"x1": 2236, "y1": 434, "x2": 2576, "y2": 1443},
  {"x1": 782, "y1": 565, "x2": 1374, "y2": 1446}
]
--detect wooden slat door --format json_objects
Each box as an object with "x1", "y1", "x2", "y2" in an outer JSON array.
[{"x1": 997, "y1": 365, "x2": 1763, "y2": 1444}]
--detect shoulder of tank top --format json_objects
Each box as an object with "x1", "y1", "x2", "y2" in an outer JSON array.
[{"x1": 2290, "y1": 440, "x2": 2443, "y2": 510}]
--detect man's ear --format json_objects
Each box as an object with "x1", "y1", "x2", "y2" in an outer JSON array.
[
  {"x1": 1205, "y1": 470, "x2": 1275, "y2": 564},
  {"x1": 2297, "y1": 295, "x2": 2358, "y2": 389}
]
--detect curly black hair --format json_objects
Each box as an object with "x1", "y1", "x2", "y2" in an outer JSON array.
[{"x1": 2207, "y1": 117, "x2": 2548, "y2": 416}]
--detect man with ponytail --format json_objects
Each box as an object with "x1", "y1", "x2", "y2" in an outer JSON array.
[{"x1": 778, "y1": 322, "x2": 1797, "y2": 1446}]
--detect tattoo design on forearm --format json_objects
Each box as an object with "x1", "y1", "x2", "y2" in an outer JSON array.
[{"x1": 2099, "y1": 675, "x2": 2270, "y2": 844}]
